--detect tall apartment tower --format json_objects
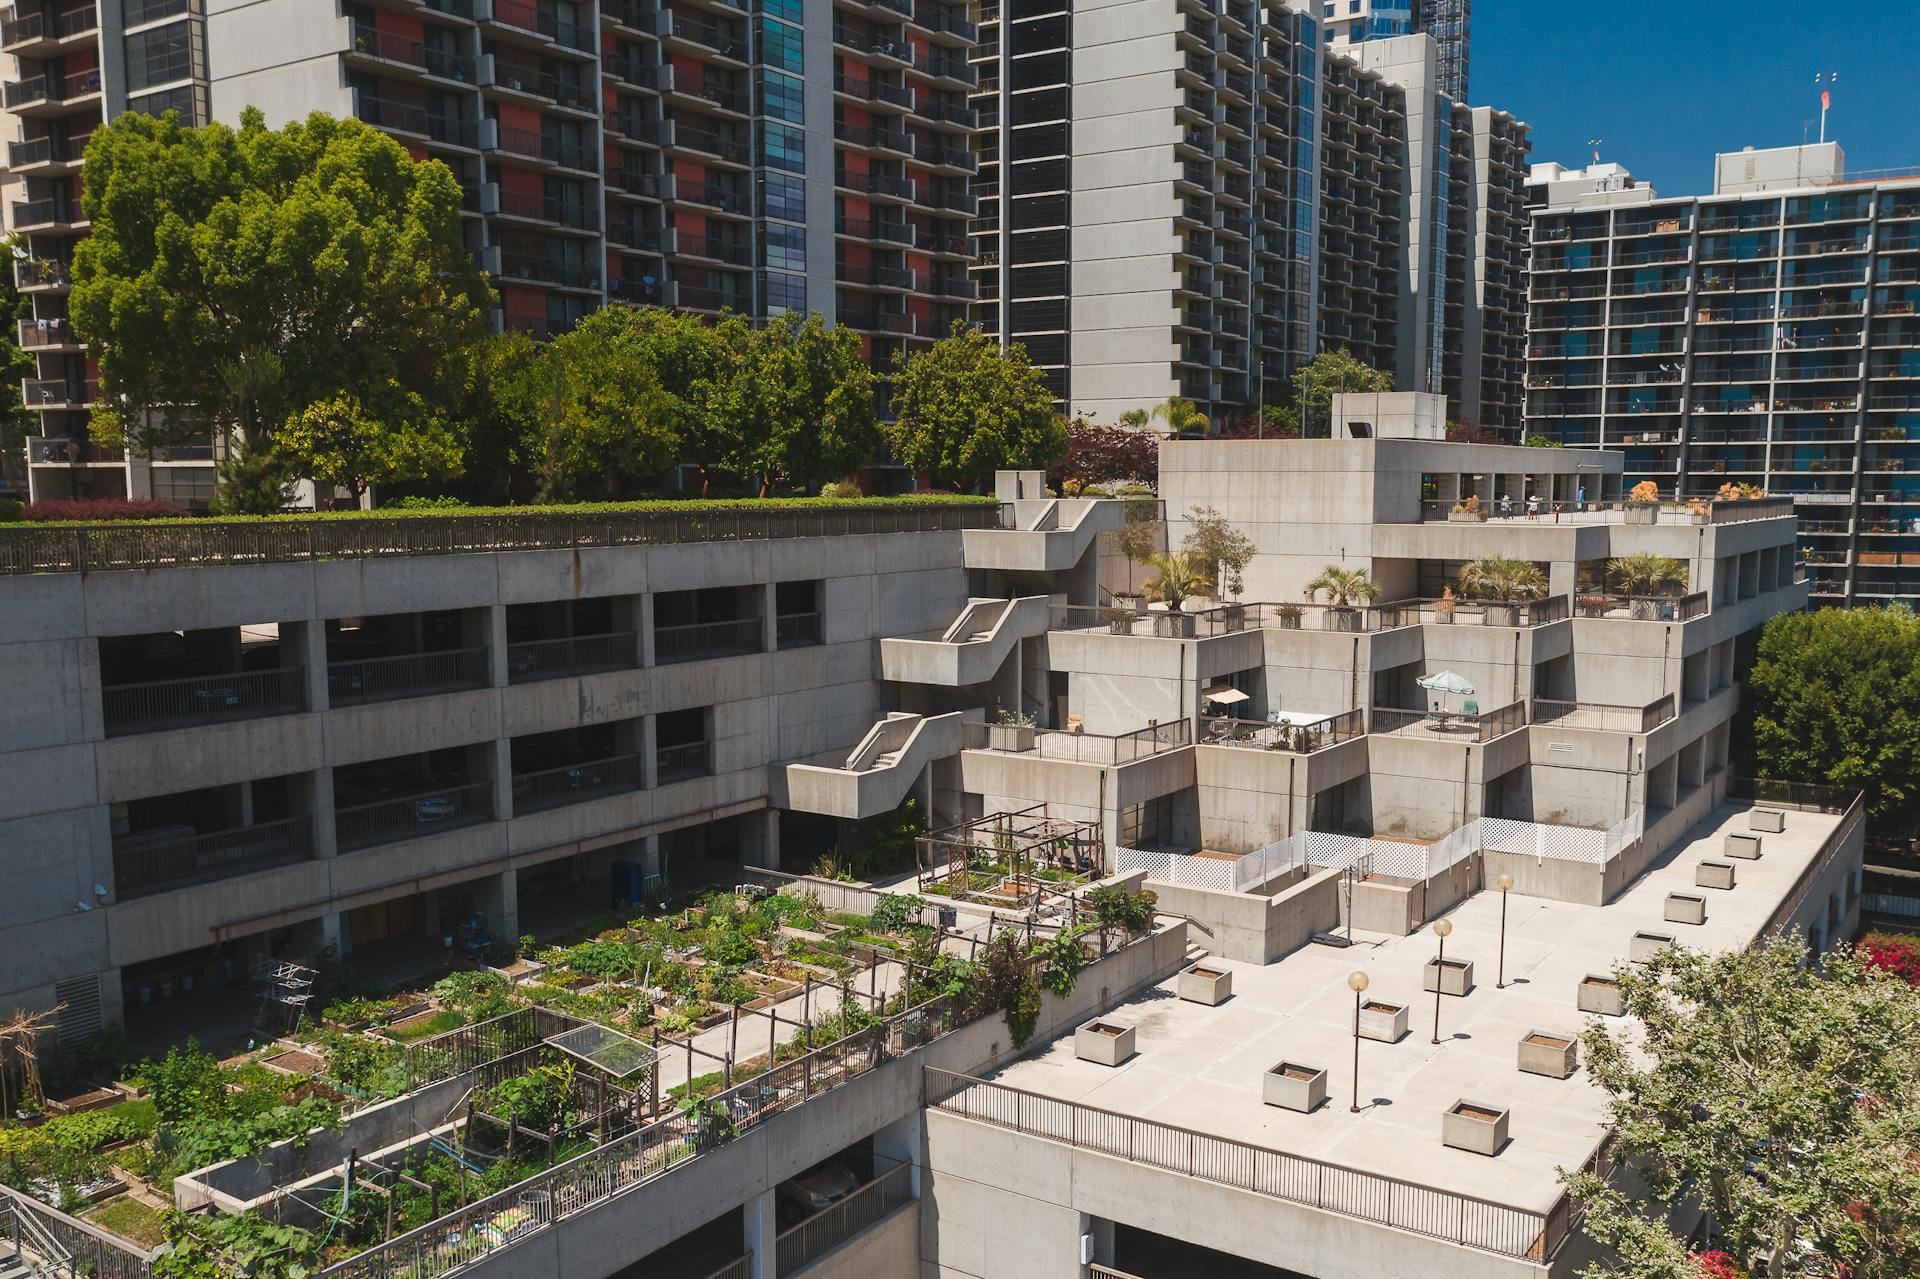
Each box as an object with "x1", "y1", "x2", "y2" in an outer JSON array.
[
  {"x1": 973, "y1": 4, "x2": 1525, "y2": 431},
  {"x1": 1526, "y1": 142, "x2": 1920, "y2": 607},
  {"x1": 1320, "y1": 0, "x2": 1467, "y2": 101},
  {"x1": 2, "y1": 0, "x2": 979, "y2": 506}
]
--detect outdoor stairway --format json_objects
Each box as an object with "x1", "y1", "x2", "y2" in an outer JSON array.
[
  {"x1": 960, "y1": 497, "x2": 1133, "y2": 573},
  {"x1": 878, "y1": 596, "x2": 1051, "y2": 687},
  {"x1": 0, "y1": 1253, "x2": 34, "y2": 1279},
  {"x1": 775, "y1": 710, "x2": 975, "y2": 819}
]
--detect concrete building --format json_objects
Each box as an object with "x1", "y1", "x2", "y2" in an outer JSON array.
[
  {"x1": 0, "y1": 396, "x2": 1858, "y2": 1279},
  {"x1": 1320, "y1": 0, "x2": 1468, "y2": 102},
  {"x1": 973, "y1": 5, "x2": 1526, "y2": 433},
  {"x1": 1525, "y1": 142, "x2": 1920, "y2": 607},
  {"x1": 2, "y1": 0, "x2": 979, "y2": 505}
]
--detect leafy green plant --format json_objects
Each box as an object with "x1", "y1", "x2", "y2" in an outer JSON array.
[
  {"x1": 1031, "y1": 923, "x2": 1093, "y2": 997},
  {"x1": 484, "y1": 1061, "x2": 576, "y2": 1133},
  {"x1": 870, "y1": 893, "x2": 929, "y2": 935},
  {"x1": 974, "y1": 930, "x2": 1042, "y2": 1046},
  {"x1": 430, "y1": 970, "x2": 513, "y2": 1020},
  {"x1": 566, "y1": 938, "x2": 638, "y2": 980},
  {"x1": 1305, "y1": 564, "x2": 1381, "y2": 609},
  {"x1": 152, "y1": 1207, "x2": 320, "y2": 1279},
  {"x1": 1087, "y1": 885, "x2": 1158, "y2": 952}
]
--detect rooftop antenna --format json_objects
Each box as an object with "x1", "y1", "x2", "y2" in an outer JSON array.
[
  {"x1": 1814, "y1": 72, "x2": 1837, "y2": 144},
  {"x1": 1586, "y1": 138, "x2": 1603, "y2": 166}
]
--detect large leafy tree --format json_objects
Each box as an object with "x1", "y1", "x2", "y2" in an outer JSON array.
[
  {"x1": 1568, "y1": 939, "x2": 1920, "y2": 1279},
  {"x1": 1293, "y1": 348, "x2": 1392, "y2": 437},
  {"x1": 278, "y1": 388, "x2": 463, "y2": 505},
  {"x1": 0, "y1": 239, "x2": 34, "y2": 499},
  {"x1": 443, "y1": 329, "x2": 547, "y2": 501},
  {"x1": 71, "y1": 108, "x2": 491, "y2": 465},
  {"x1": 885, "y1": 323, "x2": 1067, "y2": 490},
  {"x1": 535, "y1": 309, "x2": 681, "y2": 499},
  {"x1": 729, "y1": 311, "x2": 877, "y2": 494},
  {"x1": 608, "y1": 305, "x2": 744, "y2": 494},
  {"x1": 1746, "y1": 606, "x2": 1920, "y2": 830},
  {"x1": 1048, "y1": 418, "x2": 1159, "y2": 490}
]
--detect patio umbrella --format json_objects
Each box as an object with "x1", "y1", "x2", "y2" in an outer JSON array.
[{"x1": 1417, "y1": 671, "x2": 1476, "y2": 712}]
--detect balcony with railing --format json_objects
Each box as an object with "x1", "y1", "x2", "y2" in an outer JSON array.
[
  {"x1": 491, "y1": 124, "x2": 597, "y2": 171},
  {"x1": 113, "y1": 816, "x2": 313, "y2": 900},
  {"x1": 348, "y1": 21, "x2": 478, "y2": 82},
  {"x1": 484, "y1": 0, "x2": 594, "y2": 50},
  {"x1": 335, "y1": 778, "x2": 493, "y2": 852},
  {"x1": 327, "y1": 646, "x2": 490, "y2": 707},
  {"x1": 102, "y1": 666, "x2": 306, "y2": 738}
]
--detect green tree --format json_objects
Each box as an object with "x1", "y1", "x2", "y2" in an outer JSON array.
[
  {"x1": 1567, "y1": 938, "x2": 1920, "y2": 1279},
  {"x1": 278, "y1": 388, "x2": 463, "y2": 505},
  {"x1": 1143, "y1": 550, "x2": 1212, "y2": 613},
  {"x1": 1117, "y1": 408, "x2": 1150, "y2": 430},
  {"x1": 731, "y1": 311, "x2": 877, "y2": 494},
  {"x1": 443, "y1": 329, "x2": 547, "y2": 500},
  {"x1": 1293, "y1": 348, "x2": 1391, "y2": 437},
  {"x1": 1151, "y1": 396, "x2": 1209, "y2": 436},
  {"x1": 1304, "y1": 564, "x2": 1381, "y2": 608},
  {"x1": 72, "y1": 108, "x2": 491, "y2": 456},
  {"x1": 1182, "y1": 505, "x2": 1256, "y2": 599},
  {"x1": 536, "y1": 309, "x2": 682, "y2": 499},
  {"x1": 1747, "y1": 606, "x2": 1920, "y2": 829},
  {"x1": 1456, "y1": 556, "x2": 1548, "y2": 602},
  {"x1": 885, "y1": 323, "x2": 1067, "y2": 490}
]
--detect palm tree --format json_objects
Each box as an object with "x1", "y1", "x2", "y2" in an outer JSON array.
[
  {"x1": 1118, "y1": 408, "x2": 1150, "y2": 430},
  {"x1": 1607, "y1": 553, "x2": 1688, "y2": 597},
  {"x1": 1457, "y1": 556, "x2": 1549, "y2": 602},
  {"x1": 1304, "y1": 564, "x2": 1382, "y2": 610},
  {"x1": 1143, "y1": 551, "x2": 1213, "y2": 613},
  {"x1": 1151, "y1": 396, "x2": 1209, "y2": 437}
]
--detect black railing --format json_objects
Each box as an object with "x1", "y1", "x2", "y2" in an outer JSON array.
[
  {"x1": 114, "y1": 817, "x2": 313, "y2": 899},
  {"x1": 336, "y1": 780, "x2": 493, "y2": 852},
  {"x1": 655, "y1": 617, "x2": 762, "y2": 664},
  {"x1": 103, "y1": 666, "x2": 306, "y2": 736},
  {"x1": 507, "y1": 631, "x2": 639, "y2": 682},
  {"x1": 655, "y1": 741, "x2": 712, "y2": 783},
  {"x1": 327, "y1": 648, "x2": 489, "y2": 706},
  {"x1": 775, "y1": 612, "x2": 823, "y2": 649},
  {"x1": 512, "y1": 754, "x2": 643, "y2": 815}
]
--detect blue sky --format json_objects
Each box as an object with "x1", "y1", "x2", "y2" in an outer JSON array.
[{"x1": 1470, "y1": 0, "x2": 1920, "y2": 196}]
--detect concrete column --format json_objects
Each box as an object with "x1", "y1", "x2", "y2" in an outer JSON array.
[
  {"x1": 238, "y1": 779, "x2": 254, "y2": 826},
  {"x1": 1081, "y1": 1215, "x2": 1115, "y2": 1270},
  {"x1": 484, "y1": 604, "x2": 509, "y2": 687},
  {"x1": 762, "y1": 582, "x2": 779, "y2": 654},
  {"x1": 491, "y1": 738, "x2": 515, "y2": 823},
  {"x1": 642, "y1": 714, "x2": 659, "y2": 789},
  {"x1": 639, "y1": 593, "x2": 657, "y2": 668},
  {"x1": 741, "y1": 808, "x2": 780, "y2": 869},
  {"x1": 742, "y1": 1186, "x2": 776, "y2": 1279},
  {"x1": 475, "y1": 869, "x2": 519, "y2": 939},
  {"x1": 298, "y1": 619, "x2": 332, "y2": 714},
  {"x1": 309, "y1": 769, "x2": 339, "y2": 858},
  {"x1": 619, "y1": 594, "x2": 646, "y2": 667},
  {"x1": 874, "y1": 1111, "x2": 922, "y2": 1197}
]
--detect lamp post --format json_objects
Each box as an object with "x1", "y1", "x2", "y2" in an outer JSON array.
[
  {"x1": 1495, "y1": 871, "x2": 1514, "y2": 988},
  {"x1": 1347, "y1": 970, "x2": 1369, "y2": 1113},
  {"x1": 1430, "y1": 918, "x2": 1453, "y2": 1044}
]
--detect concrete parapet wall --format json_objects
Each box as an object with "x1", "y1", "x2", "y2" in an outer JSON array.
[{"x1": 1149, "y1": 867, "x2": 1339, "y2": 963}]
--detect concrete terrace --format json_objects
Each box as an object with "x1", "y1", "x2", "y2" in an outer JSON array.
[{"x1": 979, "y1": 800, "x2": 1844, "y2": 1214}]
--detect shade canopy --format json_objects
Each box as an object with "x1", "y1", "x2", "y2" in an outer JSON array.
[
  {"x1": 1416, "y1": 671, "x2": 1477, "y2": 696},
  {"x1": 1204, "y1": 686, "x2": 1250, "y2": 706},
  {"x1": 1268, "y1": 709, "x2": 1337, "y2": 728}
]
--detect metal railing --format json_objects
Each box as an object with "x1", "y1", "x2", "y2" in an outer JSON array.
[
  {"x1": 656, "y1": 741, "x2": 712, "y2": 784},
  {"x1": 1, "y1": 1184, "x2": 152, "y2": 1279},
  {"x1": 102, "y1": 665, "x2": 306, "y2": 736},
  {"x1": 925, "y1": 1068, "x2": 1581, "y2": 1263},
  {"x1": 114, "y1": 816, "x2": 313, "y2": 899},
  {"x1": 506, "y1": 630, "x2": 638, "y2": 683},
  {"x1": 1198, "y1": 708, "x2": 1365, "y2": 753},
  {"x1": 511, "y1": 754, "x2": 643, "y2": 815},
  {"x1": 1756, "y1": 790, "x2": 1864, "y2": 944},
  {"x1": 655, "y1": 616, "x2": 763, "y2": 664},
  {"x1": 1533, "y1": 694, "x2": 1676, "y2": 734},
  {"x1": 962, "y1": 718, "x2": 1190, "y2": 764},
  {"x1": 700, "y1": 1257, "x2": 752, "y2": 1279},
  {"x1": 775, "y1": 612, "x2": 823, "y2": 649},
  {"x1": 1728, "y1": 776, "x2": 1859, "y2": 815},
  {"x1": 328, "y1": 647, "x2": 489, "y2": 706},
  {"x1": 774, "y1": 1159, "x2": 913, "y2": 1274},
  {"x1": 1371, "y1": 700, "x2": 1528, "y2": 743},
  {"x1": 335, "y1": 780, "x2": 493, "y2": 853}
]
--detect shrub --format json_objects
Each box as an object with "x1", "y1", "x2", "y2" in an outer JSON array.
[
  {"x1": 818, "y1": 480, "x2": 863, "y2": 499},
  {"x1": 870, "y1": 893, "x2": 928, "y2": 934},
  {"x1": 566, "y1": 938, "x2": 638, "y2": 980},
  {"x1": 22, "y1": 498, "x2": 188, "y2": 522},
  {"x1": 1859, "y1": 935, "x2": 1920, "y2": 985},
  {"x1": 381, "y1": 494, "x2": 465, "y2": 510},
  {"x1": 0, "y1": 499, "x2": 22, "y2": 522},
  {"x1": 430, "y1": 970, "x2": 513, "y2": 1019}
]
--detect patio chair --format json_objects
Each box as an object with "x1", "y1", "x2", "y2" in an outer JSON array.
[{"x1": 1462, "y1": 699, "x2": 1479, "y2": 718}]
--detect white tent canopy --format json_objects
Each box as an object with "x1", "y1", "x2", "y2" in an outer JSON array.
[{"x1": 1416, "y1": 671, "x2": 1476, "y2": 697}]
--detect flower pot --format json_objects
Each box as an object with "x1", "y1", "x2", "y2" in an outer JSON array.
[
  {"x1": 1423, "y1": 957, "x2": 1475, "y2": 997},
  {"x1": 1434, "y1": 609, "x2": 1455, "y2": 625},
  {"x1": 1441, "y1": 1100, "x2": 1510, "y2": 1156},
  {"x1": 1275, "y1": 611, "x2": 1303, "y2": 630},
  {"x1": 1357, "y1": 1000, "x2": 1408, "y2": 1043},
  {"x1": 1630, "y1": 930, "x2": 1675, "y2": 963},
  {"x1": 1481, "y1": 603, "x2": 1519, "y2": 628},
  {"x1": 1154, "y1": 612, "x2": 1197, "y2": 639},
  {"x1": 1177, "y1": 963, "x2": 1233, "y2": 1006},
  {"x1": 1322, "y1": 608, "x2": 1362, "y2": 633},
  {"x1": 989, "y1": 724, "x2": 1035, "y2": 752},
  {"x1": 1749, "y1": 809, "x2": 1786, "y2": 833},
  {"x1": 1626, "y1": 505, "x2": 1659, "y2": 525},
  {"x1": 1448, "y1": 511, "x2": 1488, "y2": 523},
  {"x1": 1664, "y1": 892, "x2": 1706, "y2": 926},
  {"x1": 1074, "y1": 1019, "x2": 1136, "y2": 1066},
  {"x1": 1724, "y1": 832, "x2": 1763, "y2": 860},
  {"x1": 1263, "y1": 1061, "x2": 1327, "y2": 1113},
  {"x1": 1576, "y1": 974, "x2": 1624, "y2": 1017},
  {"x1": 1696, "y1": 860, "x2": 1736, "y2": 891},
  {"x1": 1517, "y1": 1031, "x2": 1579, "y2": 1079}
]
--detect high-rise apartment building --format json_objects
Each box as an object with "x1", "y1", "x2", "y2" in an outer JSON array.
[
  {"x1": 973, "y1": 6, "x2": 1525, "y2": 431},
  {"x1": 2, "y1": 0, "x2": 980, "y2": 505},
  {"x1": 1526, "y1": 142, "x2": 1920, "y2": 608},
  {"x1": 1320, "y1": 0, "x2": 1467, "y2": 101}
]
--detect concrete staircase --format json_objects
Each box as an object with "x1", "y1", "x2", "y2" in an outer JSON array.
[
  {"x1": 879, "y1": 596, "x2": 1051, "y2": 687},
  {"x1": 960, "y1": 498, "x2": 1132, "y2": 573},
  {"x1": 776, "y1": 710, "x2": 976, "y2": 820}
]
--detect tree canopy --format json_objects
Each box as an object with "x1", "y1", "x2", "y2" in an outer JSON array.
[
  {"x1": 728, "y1": 311, "x2": 877, "y2": 494},
  {"x1": 534, "y1": 308, "x2": 682, "y2": 500},
  {"x1": 885, "y1": 323, "x2": 1067, "y2": 489},
  {"x1": 278, "y1": 388, "x2": 463, "y2": 505},
  {"x1": 1569, "y1": 938, "x2": 1920, "y2": 1279},
  {"x1": 1049, "y1": 418, "x2": 1159, "y2": 490},
  {"x1": 1746, "y1": 605, "x2": 1920, "y2": 830},
  {"x1": 1294, "y1": 348, "x2": 1391, "y2": 437}
]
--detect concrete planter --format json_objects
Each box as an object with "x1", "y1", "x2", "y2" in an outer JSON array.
[
  {"x1": 1322, "y1": 608, "x2": 1363, "y2": 633},
  {"x1": 1074, "y1": 1019, "x2": 1136, "y2": 1067},
  {"x1": 1112, "y1": 593, "x2": 1146, "y2": 615},
  {"x1": 1422, "y1": 957, "x2": 1475, "y2": 997},
  {"x1": 1177, "y1": 962, "x2": 1233, "y2": 1006},
  {"x1": 1447, "y1": 511, "x2": 1488, "y2": 523},
  {"x1": 1434, "y1": 608, "x2": 1456, "y2": 624},
  {"x1": 1625, "y1": 505, "x2": 1659, "y2": 525},
  {"x1": 1263, "y1": 1061, "x2": 1328, "y2": 1113},
  {"x1": 1750, "y1": 809, "x2": 1786, "y2": 833},
  {"x1": 1273, "y1": 609, "x2": 1304, "y2": 629},
  {"x1": 1629, "y1": 597, "x2": 1662, "y2": 620},
  {"x1": 1696, "y1": 860, "x2": 1737, "y2": 891},
  {"x1": 1154, "y1": 612, "x2": 1197, "y2": 639},
  {"x1": 1442, "y1": 1100, "x2": 1510, "y2": 1156},
  {"x1": 1725, "y1": 832, "x2": 1763, "y2": 860},
  {"x1": 1357, "y1": 1000, "x2": 1409, "y2": 1043},
  {"x1": 1665, "y1": 893, "x2": 1707, "y2": 925},
  {"x1": 1517, "y1": 1031, "x2": 1579, "y2": 1079},
  {"x1": 989, "y1": 724, "x2": 1035, "y2": 752},
  {"x1": 1689, "y1": 512, "x2": 1712, "y2": 526},
  {"x1": 1481, "y1": 603, "x2": 1519, "y2": 627},
  {"x1": 1577, "y1": 974, "x2": 1624, "y2": 1016},
  {"x1": 1630, "y1": 930, "x2": 1675, "y2": 963}
]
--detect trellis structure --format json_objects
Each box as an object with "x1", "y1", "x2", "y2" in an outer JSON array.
[{"x1": 915, "y1": 805, "x2": 1103, "y2": 907}]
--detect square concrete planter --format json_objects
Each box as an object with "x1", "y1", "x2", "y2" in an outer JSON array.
[
  {"x1": 1750, "y1": 808, "x2": 1786, "y2": 833},
  {"x1": 1177, "y1": 962, "x2": 1233, "y2": 1006},
  {"x1": 1357, "y1": 1000, "x2": 1409, "y2": 1043},
  {"x1": 1442, "y1": 1100, "x2": 1510, "y2": 1156},
  {"x1": 1153, "y1": 612, "x2": 1197, "y2": 639},
  {"x1": 1074, "y1": 1019, "x2": 1136, "y2": 1067},
  {"x1": 1725, "y1": 832, "x2": 1763, "y2": 860},
  {"x1": 1630, "y1": 930, "x2": 1675, "y2": 963},
  {"x1": 1322, "y1": 608, "x2": 1363, "y2": 633},
  {"x1": 1517, "y1": 1031, "x2": 1579, "y2": 1079},
  {"x1": 1696, "y1": 860, "x2": 1737, "y2": 891},
  {"x1": 1665, "y1": 893, "x2": 1707, "y2": 925},
  {"x1": 1481, "y1": 603, "x2": 1519, "y2": 627},
  {"x1": 1577, "y1": 974, "x2": 1624, "y2": 1016},
  {"x1": 989, "y1": 724, "x2": 1035, "y2": 752},
  {"x1": 1263, "y1": 1061, "x2": 1328, "y2": 1113},
  {"x1": 1447, "y1": 511, "x2": 1488, "y2": 523},
  {"x1": 1625, "y1": 505, "x2": 1659, "y2": 525},
  {"x1": 1422, "y1": 957, "x2": 1475, "y2": 997}
]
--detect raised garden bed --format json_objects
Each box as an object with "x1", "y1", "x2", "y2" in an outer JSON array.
[
  {"x1": 44, "y1": 1086, "x2": 121, "y2": 1117},
  {"x1": 1725, "y1": 832, "x2": 1763, "y2": 860},
  {"x1": 1357, "y1": 1000, "x2": 1408, "y2": 1043},
  {"x1": 1177, "y1": 963, "x2": 1233, "y2": 1006},
  {"x1": 1422, "y1": 957, "x2": 1474, "y2": 997},
  {"x1": 1665, "y1": 893, "x2": 1706, "y2": 926},
  {"x1": 1577, "y1": 975, "x2": 1624, "y2": 1016},
  {"x1": 1262, "y1": 1061, "x2": 1326, "y2": 1113},
  {"x1": 1630, "y1": 930, "x2": 1675, "y2": 963},
  {"x1": 1442, "y1": 1100, "x2": 1509, "y2": 1156},
  {"x1": 1517, "y1": 1031, "x2": 1578, "y2": 1079},
  {"x1": 1696, "y1": 860, "x2": 1737, "y2": 891},
  {"x1": 262, "y1": 1047, "x2": 326, "y2": 1077},
  {"x1": 1749, "y1": 808, "x2": 1786, "y2": 833},
  {"x1": 1074, "y1": 1019, "x2": 1136, "y2": 1067}
]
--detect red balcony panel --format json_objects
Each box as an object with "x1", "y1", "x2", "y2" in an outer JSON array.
[{"x1": 374, "y1": 9, "x2": 426, "y2": 39}]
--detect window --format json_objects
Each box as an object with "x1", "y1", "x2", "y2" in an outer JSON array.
[
  {"x1": 761, "y1": 0, "x2": 803, "y2": 23},
  {"x1": 128, "y1": 82, "x2": 207, "y2": 124},
  {"x1": 760, "y1": 171, "x2": 805, "y2": 222},
  {"x1": 125, "y1": 20, "x2": 197, "y2": 92},
  {"x1": 758, "y1": 120, "x2": 805, "y2": 174},
  {"x1": 763, "y1": 271, "x2": 805, "y2": 312},
  {"x1": 758, "y1": 69, "x2": 804, "y2": 124},
  {"x1": 761, "y1": 222, "x2": 805, "y2": 272},
  {"x1": 1120, "y1": 796, "x2": 1173, "y2": 849},
  {"x1": 148, "y1": 466, "x2": 216, "y2": 510},
  {"x1": 759, "y1": 18, "x2": 802, "y2": 72}
]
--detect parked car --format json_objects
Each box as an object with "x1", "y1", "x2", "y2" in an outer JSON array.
[{"x1": 776, "y1": 1159, "x2": 860, "y2": 1227}]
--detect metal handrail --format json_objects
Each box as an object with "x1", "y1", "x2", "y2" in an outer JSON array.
[
  {"x1": 511, "y1": 754, "x2": 643, "y2": 815},
  {"x1": 506, "y1": 630, "x2": 638, "y2": 683},
  {"x1": 0, "y1": 1185, "x2": 151, "y2": 1279},
  {"x1": 102, "y1": 665, "x2": 306, "y2": 735},
  {"x1": 113, "y1": 816, "x2": 313, "y2": 898},
  {"x1": 334, "y1": 780, "x2": 492, "y2": 853},
  {"x1": 327, "y1": 647, "x2": 488, "y2": 705},
  {"x1": 1755, "y1": 792, "x2": 1864, "y2": 944},
  {"x1": 773, "y1": 1159, "x2": 913, "y2": 1273}
]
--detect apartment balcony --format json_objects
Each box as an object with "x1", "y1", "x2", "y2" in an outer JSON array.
[
  {"x1": 10, "y1": 199, "x2": 84, "y2": 232},
  {"x1": 602, "y1": 0, "x2": 658, "y2": 29},
  {"x1": 908, "y1": 46, "x2": 976, "y2": 87},
  {"x1": 660, "y1": 66, "x2": 749, "y2": 116},
  {"x1": 1, "y1": 3, "x2": 96, "y2": 56},
  {"x1": 831, "y1": 71, "x2": 915, "y2": 113},
  {"x1": 683, "y1": 234, "x2": 752, "y2": 267},
  {"x1": 7, "y1": 130, "x2": 89, "y2": 175},
  {"x1": 113, "y1": 817, "x2": 314, "y2": 901},
  {"x1": 836, "y1": 260, "x2": 918, "y2": 291},
  {"x1": 488, "y1": 187, "x2": 600, "y2": 232},
  {"x1": 674, "y1": 181, "x2": 750, "y2": 216},
  {"x1": 13, "y1": 257, "x2": 69, "y2": 291},
  {"x1": 658, "y1": 10, "x2": 748, "y2": 62},
  {"x1": 22, "y1": 377, "x2": 98, "y2": 409},
  {"x1": 915, "y1": 5, "x2": 976, "y2": 43},
  {"x1": 484, "y1": 247, "x2": 602, "y2": 291},
  {"x1": 481, "y1": 0, "x2": 594, "y2": 52},
  {"x1": 482, "y1": 59, "x2": 598, "y2": 112},
  {"x1": 336, "y1": 780, "x2": 492, "y2": 853},
  {"x1": 17, "y1": 317, "x2": 82, "y2": 350},
  {"x1": 512, "y1": 753, "x2": 643, "y2": 815},
  {"x1": 605, "y1": 107, "x2": 669, "y2": 148},
  {"x1": 490, "y1": 124, "x2": 597, "y2": 172},
  {"x1": 3, "y1": 66, "x2": 101, "y2": 117},
  {"x1": 26, "y1": 436, "x2": 120, "y2": 464},
  {"x1": 348, "y1": 21, "x2": 479, "y2": 84},
  {"x1": 673, "y1": 122, "x2": 750, "y2": 165},
  {"x1": 353, "y1": 93, "x2": 481, "y2": 149},
  {"x1": 607, "y1": 161, "x2": 671, "y2": 202}
]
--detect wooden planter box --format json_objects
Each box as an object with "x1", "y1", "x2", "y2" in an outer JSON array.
[
  {"x1": 1177, "y1": 962, "x2": 1233, "y2": 1006},
  {"x1": 1630, "y1": 930, "x2": 1675, "y2": 963},
  {"x1": 1441, "y1": 1100, "x2": 1510, "y2": 1156},
  {"x1": 1577, "y1": 975, "x2": 1624, "y2": 1016},
  {"x1": 1263, "y1": 1061, "x2": 1327, "y2": 1113},
  {"x1": 1517, "y1": 1031, "x2": 1579, "y2": 1079},
  {"x1": 1625, "y1": 505, "x2": 1659, "y2": 525},
  {"x1": 1357, "y1": 1000, "x2": 1409, "y2": 1043},
  {"x1": 1422, "y1": 957, "x2": 1474, "y2": 997},
  {"x1": 1749, "y1": 809, "x2": 1786, "y2": 833},
  {"x1": 1725, "y1": 832, "x2": 1763, "y2": 860},
  {"x1": 1665, "y1": 893, "x2": 1707, "y2": 925},
  {"x1": 1074, "y1": 1019, "x2": 1136, "y2": 1067},
  {"x1": 1696, "y1": 860, "x2": 1737, "y2": 891}
]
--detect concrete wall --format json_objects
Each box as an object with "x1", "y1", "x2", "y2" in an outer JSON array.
[
  {"x1": 788, "y1": 1201, "x2": 918, "y2": 1279},
  {"x1": 1149, "y1": 865, "x2": 1340, "y2": 963}
]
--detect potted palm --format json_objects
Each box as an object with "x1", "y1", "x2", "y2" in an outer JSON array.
[
  {"x1": 1457, "y1": 556, "x2": 1549, "y2": 627},
  {"x1": 1306, "y1": 565, "x2": 1381, "y2": 632},
  {"x1": 1607, "y1": 553, "x2": 1688, "y2": 620},
  {"x1": 1625, "y1": 480, "x2": 1662, "y2": 524},
  {"x1": 1145, "y1": 551, "x2": 1212, "y2": 637}
]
